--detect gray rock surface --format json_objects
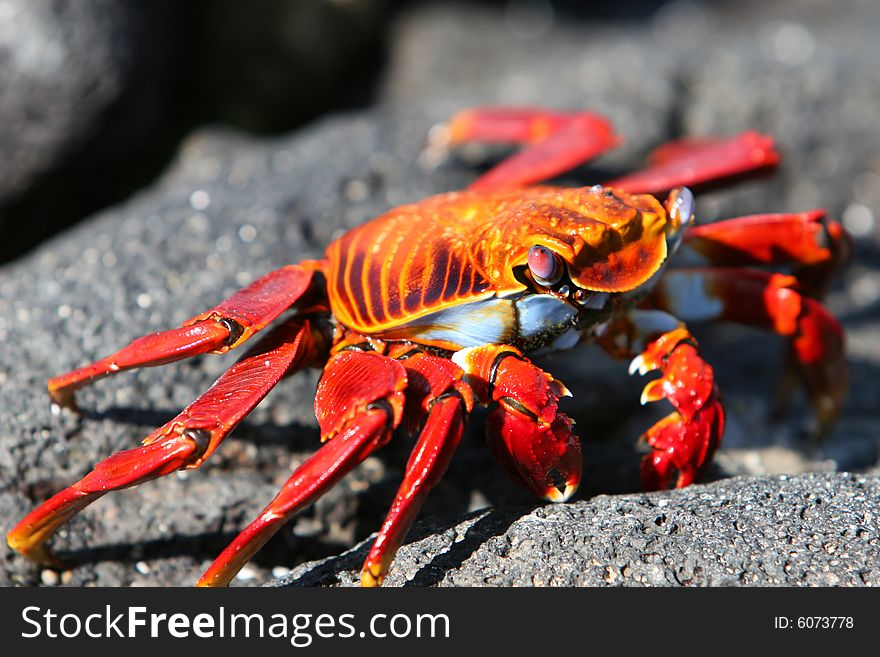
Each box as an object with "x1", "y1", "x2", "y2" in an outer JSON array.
[
  {"x1": 275, "y1": 473, "x2": 880, "y2": 587},
  {"x1": 1, "y1": 0, "x2": 878, "y2": 587},
  {"x1": 0, "y1": 0, "x2": 179, "y2": 262}
]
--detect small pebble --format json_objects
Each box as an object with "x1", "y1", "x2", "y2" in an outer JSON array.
[
  {"x1": 343, "y1": 178, "x2": 370, "y2": 202},
  {"x1": 238, "y1": 224, "x2": 257, "y2": 243},
  {"x1": 41, "y1": 569, "x2": 60, "y2": 586},
  {"x1": 236, "y1": 566, "x2": 257, "y2": 582},
  {"x1": 189, "y1": 189, "x2": 211, "y2": 211}
]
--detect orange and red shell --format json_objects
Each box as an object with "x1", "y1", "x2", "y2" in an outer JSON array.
[{"x1": 324, "y1": 186, "x2": 669, "y2": 341}]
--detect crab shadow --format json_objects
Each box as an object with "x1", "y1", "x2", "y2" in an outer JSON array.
[
  {"x1": 279, "y1": 504, "x2": 531, "y2": 587},
  {"x1": 58, "y1": 531, "x2": 247, "y2": 571},
  {"x1": 56, "y1": 524, "x2": 358, "y2": 577},
  {"x1": 79, "y1": 405, "x2": 320, "y2": 450}
]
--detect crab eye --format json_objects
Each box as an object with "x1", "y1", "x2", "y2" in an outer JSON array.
[
  {"x1": 665, "y1": 186, "x2": 695, "y2": 226},
  {"x1": 527, "y1": 245, "x2": 562, "y2": 286}
]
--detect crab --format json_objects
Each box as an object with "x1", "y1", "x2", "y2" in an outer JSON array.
[{"x1": 8, "y1": 107, "x2": 849, "y2": 587}]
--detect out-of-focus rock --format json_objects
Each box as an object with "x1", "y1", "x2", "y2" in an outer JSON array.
[
  {"x1": 0, "y1": 0, "x2": 393, "y2": 264},
  {"x1": 0, "y1": 0, "x2": 179, "y2": 261},
  {"x1": 183, "y1": 0, "x2": 392, "y2": 132}
]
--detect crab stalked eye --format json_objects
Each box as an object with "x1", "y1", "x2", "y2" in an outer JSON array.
[
  {"x1": 527, "y1": 245, "x2": 562, "y2": 286},
  {"x1": 665, "y1": 186, "x2": 695, "y2": 227}
]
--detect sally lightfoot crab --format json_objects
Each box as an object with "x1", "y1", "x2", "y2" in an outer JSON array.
[{"x1": 8, "y1": 107, "x2": 849, "y2": 586}]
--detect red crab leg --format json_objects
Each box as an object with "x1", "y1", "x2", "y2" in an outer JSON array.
[
  {"x1": 606, "y1": 132, "x2": 780, "y2": 195},
  {"x1": 628, "y1": 325, "x2": 724, "y2": 490},
  {"x1": 360, "y1": 353, "x2": 473, "y2": 586},
  {"x1": 48, "y1": 263, "x2": 321, "y2": 410},
  {"x1": 681, "y1": 211, "x2": 852, "y2": 297},
  {"x1": 438, "y1": 107, "x2": 620, "y2": 191},
  {"x1": 196, "y1": 350, "x2": 407, "y2": 587},
  {"x1": 653, "y1": 267, "x2": 847, "y2": 430},
  {"x1": 453, "y1": 345, "x2": 582, "y2": 501},
  {"x1": 7, "y1": 316, "x2": 327, "y2": 565}
]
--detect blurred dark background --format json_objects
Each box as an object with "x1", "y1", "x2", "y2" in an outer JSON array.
[
  {"x1": 6, "y1": 0, "x2": 875, "y2": 264},
  {"x1": 0, "y1": 0, "x2": 398, "y2": 263}
]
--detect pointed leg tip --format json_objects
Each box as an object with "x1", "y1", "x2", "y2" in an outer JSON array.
[
  {"x1": 814, "y1": 393, "x2": 844, "y2": 429},
  {"x1": 419, "y1": 123, "x2": 454, "y2": 170},
  {"x1": 640, "y1": 380, "x2": 666, "y2": 406},
  {"x1": 7, "y1": 526, "x2": 32, "y2": 556},
  {"x1": 543, "y1": 479, "x2": 579, "y2": 503},
  {"x1": 628, "y1": 354, "x2": 652, "y2": 376},
  {"x1": 360, "y1": 565, "x2": 384, "y2": 588},
  {"x1": 195, "y1": 566, "x2": 233, "y2": 588},
  {"x1": 7, "y1": 533, "x2": 64, "y2": 569},
  {"x1": 427, "y1": 122, "x2": 453, "y2": 149},
  {"x1": 48, "y1": 388, "x2": 79, "y2": 414},
  {"x1": 194, "y1": 576, "x2": 218, "y2": 588}
]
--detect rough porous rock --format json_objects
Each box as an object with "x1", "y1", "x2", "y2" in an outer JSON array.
[
  {"x1": 275, "y1": 473, "x2": 880, "y2": 587},
  {"x1": 1, "y1": 0, "x2": 878, "y2": 587}
]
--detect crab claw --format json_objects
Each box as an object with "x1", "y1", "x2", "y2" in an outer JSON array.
[
  {"x1": 631, "y1": 327, "x2": 724, "y2": 490},
  {"x1": 639, "y1": 399, "x2": 724, "y2": 491},
  {"x1": 654, "y1": 268, "x2": 847, "y2": 434},
  {"x1": 453, "y1": 344, "x2": 582, "y2": 501},
  {"x1": 487, "y1": 408, "x2": 582, "y2": 501}
]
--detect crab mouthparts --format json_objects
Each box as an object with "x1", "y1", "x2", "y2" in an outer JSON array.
[{"x1": 528, "y1": 265, "x2": 611, "y2": 312}]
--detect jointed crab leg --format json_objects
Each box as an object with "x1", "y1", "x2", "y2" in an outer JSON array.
[
  {"x1": 48, "y1": 264, "x2": 319, "y2": 410},
  {"x1": 630, "y1": 325, "x2": 724, "y2": 490},
  {"x1": 8, "y1": 432, "x2": 201, "y2": 566},
  {"x1": 440, "y1": 107, "x2": 620, "y2": 191},
  {"x1": 197, "y1": 350, "x2": 407, "y2": 587},
  {"x1": 440, "y1": 106, "x2": 780, "y2": 195},
  {"x1": 196, "y1": 411, "x2": 391, "y2": 587},
  {"x1": 653, "y1": 267, "x2": 846, "y2": 430},
  {"x1": 683, "y1": 210, "x2": 834, "y2": 267},
  {"x1": 7, "y1": 316, "x2": 327, "y2": 565},
  {"x1": 361, "y1": 353, "x2": 473, "y2": 586},
  {"x1": 595, "y1": 310, "x2": 723, "y2": 490},
  {"x1": 361, "y1": 394, "x2": 467, "y2": 586},
  {"x1": 606, "y1": 132, "x2": 780, "y2": 195},
  {"x1": 681, "y1": 210, "x2": 852, "y2": 297}
]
